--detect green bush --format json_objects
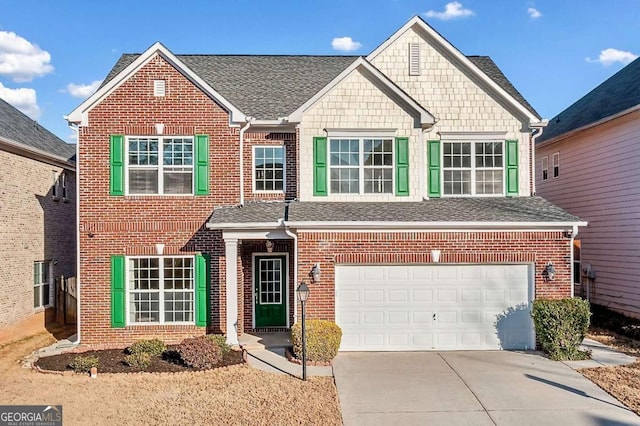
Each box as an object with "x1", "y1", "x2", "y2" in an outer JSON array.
[
  {"x1": 177, "y1": 336, "x2": 223, "y2": 369},
  {"x1": 207, "y1": 334, "x2": 232, "y2": 356},
  {"x1": 128, "y1": 338, "x2": 166, "y2": 356},
  {"x1": 531, "y1": 298, "x2": 591, "y2": 361},
  {"x1": 68, "y1": 355, "x2": 99, "y2": 373},
  {"x1": 291, "y1": 319, "x2": 342, "y2": 363},
  {"x1": 124, "y1": 351, "x2": 153, "y2": 369}
]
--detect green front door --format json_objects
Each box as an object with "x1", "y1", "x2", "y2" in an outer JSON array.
[{"x1": 255, "y1": 256, "x2": 287, "y2": 328}]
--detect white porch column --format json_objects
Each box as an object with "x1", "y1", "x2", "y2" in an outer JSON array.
[{"x1": 224, "y1": 238, "x2": 239, "y2": 345}]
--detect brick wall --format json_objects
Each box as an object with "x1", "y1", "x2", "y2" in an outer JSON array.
[
  {"x1": 0, "y1": 149, "x2": 76, "y2": 332},
  {"x1": 297, "y1": 230, "x2": 572, "y2": 320},
  {"x1": 79, "y1": 54, "x2": 240, "y2": 346}
]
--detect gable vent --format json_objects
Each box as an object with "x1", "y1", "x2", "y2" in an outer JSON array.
[
  {"x1": 153, "y1": 80, "x2": 166, "y2": 97},
  {"x1": 409, "y1": 43, "x2": 421, "y2": 76}
]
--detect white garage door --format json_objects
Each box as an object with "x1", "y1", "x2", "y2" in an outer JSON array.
[{"x1": 335, "y1": 264, "x2": 534, "y2": 351}]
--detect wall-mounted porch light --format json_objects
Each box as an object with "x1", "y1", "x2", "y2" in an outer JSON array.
[
  {"x1": 543, "y1": 261, "x2": 556, "y2": 281},
  {"x1": 265, "y1": 240, "x2": 274, "y2": 253},
  {"x1": 311, "y1": 263, "x2": 321, "y2": 283}
]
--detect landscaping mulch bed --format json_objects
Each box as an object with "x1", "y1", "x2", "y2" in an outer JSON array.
[{"x1": 36, "y1": 347, "x2": 244, "y2": 374}]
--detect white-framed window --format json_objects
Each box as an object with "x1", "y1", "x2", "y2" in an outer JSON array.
[
  {"x1": 541, "y1": 156, "x2": 549, "y2": 181},
  {"x1": 51, "y1": 171, "x2": 59, "y2": 200},
  {"x1": 61, "y1": 172, "x2": 68, "y2": 200},
  {"x1": 126, "y1": 136, "x2": 193, "y2": 195},
  {"x1": 127, "y1": 256, "x2": 194, "y2": 324},
  {"x1": 329, "y1": 138, "x2": 393, "y2": 194},
  {"x1": 442, "y1": 141, "x2": 504, "y2": 196},
  {"x1": 552, "y1": 152, "x2": 560, "y2": 178},
  {"x1": 34, "y1": 261, "x2": 52, "y2": 309},
  {"x1": 253, "y1": 146, "x2": 285, "y2": 192}
]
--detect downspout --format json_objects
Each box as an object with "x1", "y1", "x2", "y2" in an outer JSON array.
[
  {"x1": 530, "y1": 121, "x2": 548, "y2": 195},
  {"x1": 280, "y1": 204, "x2": 298, "y2": 325},
  {"x1": 570, "y1": 224, "x2": 579, "y2": 298},
  {"x1": 68, "y1": 121, "x2": 81, "y2": 345},
  {"x1": 239, "y1": 117, "x2": 253, "y2": 206}
]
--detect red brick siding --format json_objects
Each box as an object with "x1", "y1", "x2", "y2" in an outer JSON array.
[
  {"x1": 79, "y1": 54, "x2": 239, "y2": 346},
  {"x1": 297, "y1": 231, "x2": 572, "y2": 320},
  {"x1": 243, "y1": 132, "x2": 297, "y2": 202}
]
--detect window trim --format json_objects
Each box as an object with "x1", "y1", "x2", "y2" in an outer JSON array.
[
  {"x1": 441, "y1": 140, "x2": 505, "y2": 197},
  {"x1": 125, "y1": 255, "x2": 195, "y2": 326},
  {"x1": 552, "y1": 152, "x2": 560, "y2": 178},
  {"x1": 124, "y1": 135, "x2": 195, "y2": 196},
  {"x1": 51, "y1": 171, "x2": 60, "y2": 201},
  {"x1": 34, "y1": 260, "x2": 53, "y2": 309},
  {"x1": 252, "y1": 145, "x2": 286, "y2": 193},
  {"x1": 327, "y1": 137, "x2": 396, "y2": 195},
  {"x1": 541, "y1": 156, "x2": 549, "y2": 181}
]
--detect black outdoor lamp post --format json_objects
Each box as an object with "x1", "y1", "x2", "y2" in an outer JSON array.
[{"x1": 296, "y1": 282, "x2": 310, "y2": 381}]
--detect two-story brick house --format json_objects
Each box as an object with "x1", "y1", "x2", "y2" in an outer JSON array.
[
  {"x1": 67, "y1": 16, "x2": 583, "y2": 350},
  {"x1": 0, "y1": 98, "x2": 76, "y2": 344}
]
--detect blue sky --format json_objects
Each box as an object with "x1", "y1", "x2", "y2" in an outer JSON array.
[{"x1": 0, "y1": 0, "x2": 638, "y2": 142}]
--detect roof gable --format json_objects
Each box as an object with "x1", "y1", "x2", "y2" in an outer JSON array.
[
  {"x1": 367, "y1": 15, "x2": 540, "y2": 122},
  {"x1": 0, "y1": 98, "x2": 75, "y2": 164},
  {"x1": 67, "y1": 42, "x2": 246, "y2": 125},
  {"x1": 538, "y1": 57, "x2": 640, "y2": 143}
]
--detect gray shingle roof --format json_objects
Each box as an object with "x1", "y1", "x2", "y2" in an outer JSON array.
[
  {"x1": 101, "y1": 52, "x2": 538, "y2": 120},
  {"x1": 208, "y1": 197, "x2": 581, "y2": 226},
  {"x1": 538, "y1": 57, "x2": 640, "y2": 143},
  {"x1": 0, "y1": 98, "x2": 75, "y2": 162}
]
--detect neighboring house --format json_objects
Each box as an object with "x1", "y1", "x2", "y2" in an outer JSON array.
[
  {"x1": 536, "y1": 57, "x2": 640, "y2": 319},
  {"x1": 0, "y1": 98, "x2": 76, "y2": 344},
  {"x1": 67, "y1": 16, "x2": 583, "y2": 351}
]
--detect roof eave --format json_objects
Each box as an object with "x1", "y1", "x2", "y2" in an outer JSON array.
[
  {"x1": 0, "y1": 137, "x2": 76, "y2": 170},
  {"x1": 66, "y1": 42, "x2": 247, "y2": 126}
]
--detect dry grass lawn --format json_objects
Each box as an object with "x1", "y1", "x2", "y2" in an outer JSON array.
[
  {"x1": 580, "y1": 329, "x2": 640, "y2": 415},
  {"x1": 0, "y1": 333, "x2": 342, "y2": 425}
]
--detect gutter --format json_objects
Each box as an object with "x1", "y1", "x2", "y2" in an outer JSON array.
[
  {"x1": 280, "y1": 204, "x2": 299, "y2": 325},
  {"x1": 529, "y1": 120, "x2": 548, "y2": 195},
  {"x1": 283, "y1": 220, "x2": 587, "y2": 231},
  {"x1": 239, "y1": 118, "x2": 254, "y2": 206},
  {"x1": 0, "y1": 137, "x2": 75, "y2": 170},
  {"x1": 570, "y1": 224, "x2": 579, "y2": 298}
]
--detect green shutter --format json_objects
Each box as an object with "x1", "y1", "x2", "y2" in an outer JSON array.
[
  {"x1": 194, "y1": 135, "x2": 209, "y2": 196},
  {"x1": 194, "y1": 253, "x2": 210, "y2": 327},
  {"x1": 111, "y1": 255, "x2": 126, "y2": 328},
  {"x1": 395, "y1": 137, "x2": 409, "y2": 196},
  {"x1": 110, "y1": 135, "x2": 124, "y2": 196},
  {"x1": 313, "y1": 137, "x2": 328, "y2": 196},
  {"x1": 427, "y1": 140, "x2": 441, "y2": 198},
  {"x1": 505, "y1": 139, "x2": 519, "y2": 196}
]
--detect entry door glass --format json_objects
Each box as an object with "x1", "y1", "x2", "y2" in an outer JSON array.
[{"x1": 255, "y1": 256, "x2": 286, "y2": 327}]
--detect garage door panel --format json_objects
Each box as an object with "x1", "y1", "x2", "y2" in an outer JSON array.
[{"x1": 336, "y1": 264, "x2": 534, "y2": 351}]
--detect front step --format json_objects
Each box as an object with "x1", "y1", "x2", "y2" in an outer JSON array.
[{"x1": 239, "y1": 332, "x2": 292, "y2": 351}]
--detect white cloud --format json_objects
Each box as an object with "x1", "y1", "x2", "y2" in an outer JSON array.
[
  {"x1": 424, "y1": 1, "x2": 474, "y2": 20},
  {"x1": 66, "y1": 80, "x2": 103, "y2": 98},
  {"x1": 586, "y1": 48, "x2": 638, "y2": 66},
  {"x1": 0, "y1": 82, "x2": 40, "y2": 119},
  {"x1": 0, "y1": 31, "x2": 53, "y2": 82},
  {"x1": 67, "y1": 132, "x2": 78, "y2": 143},
  {"x1": 527, "y1": 7, "x2": 542, "y2": 19},
  {"x1": 331, "y1": 36, "x2": 362, "y2": 52}
]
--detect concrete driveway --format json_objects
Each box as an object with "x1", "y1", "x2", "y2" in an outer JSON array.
[{"x1": 333, "y1": 351, "x2": 640, "y2": 426}]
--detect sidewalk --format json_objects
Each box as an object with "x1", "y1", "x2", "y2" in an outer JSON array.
[{"x1": 563, "y1": 338, "x2": 637, "y2": 369}]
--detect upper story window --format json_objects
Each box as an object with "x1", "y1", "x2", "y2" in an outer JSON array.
[
  {"x1": 127, "y1": 136, "x2": 193, "y2": 195},
  {"x1": 254, "y1": 146, "x2": 285, "y2": 192},
  {"x1": 552, "y1": 152, "x2": 560, "y2": 178},
  {"x1": 541, "y1": 156, "x2": 549, "y2": 181},
  {"x1": 128, "y1": 256, "x2": 194, "y2": 324},
  {"x1": 51, "y1": 171, "x2": 59, "y2": 200},
  {"x1": 442, "y1": 141, "x2": 503, "y2": 196},
  {"x1": 329, "y1": 138, "x2": 393, "y2": 194},
  {"x1": 34, "y1": 261, "x2": 51, "y2": 309},
  {"x1": 61, "y1": 172, "x2": 68, "y2": 200}
]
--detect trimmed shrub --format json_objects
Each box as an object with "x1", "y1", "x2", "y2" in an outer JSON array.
[
  {"x1": 291, "y1": 319, "x2": 342, "y2": 363},
  {"x1": 177, "y1": 336, "x2": 223, "y2": 369},
  {"x1": 68, "y1": 355, "x2": 99, "y2": 373},
  {"x1": 128, "y1": 338, "x2": 166, "y2": 356},
  {"x1": 531, "y1": 298, "x2": 591, "y2": 361},
  {"x1": 124, "y1": 351, "x2": 153, "y2": 369},
  {"x1": 207, "y1": 335, "x2": 232, "y2": 356}
]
